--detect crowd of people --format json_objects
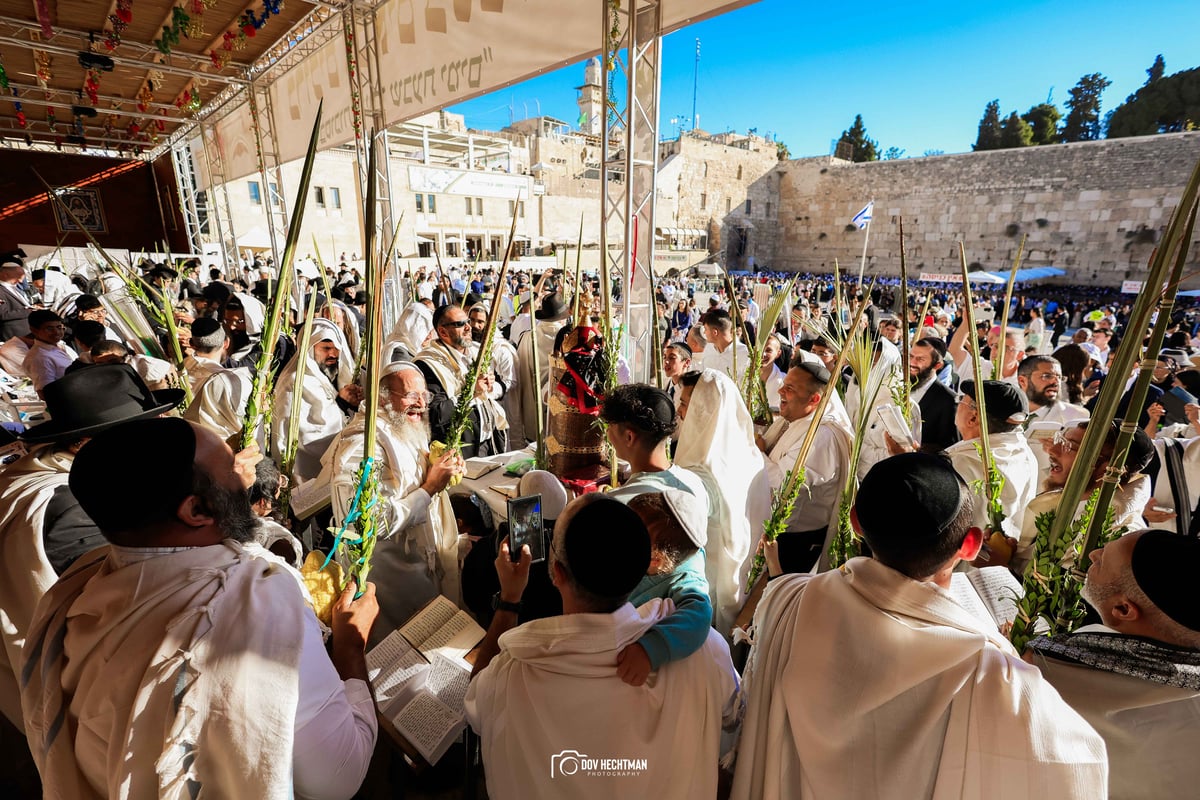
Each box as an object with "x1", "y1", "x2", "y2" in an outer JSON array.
[{"x1": 0, "y1": 246, "x2": 1197, "y2": 799}]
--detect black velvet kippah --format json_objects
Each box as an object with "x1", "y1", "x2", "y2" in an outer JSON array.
[
  {"x1": 563, "y1": 497, "x2": 650, "y2": 598},
  {"x1": 961, "y1": 379, "x2": 1029, "y2": 424},
  {"x1": 1130, "y1": 530, "x2": 1200, "y2": 632},
  {"x1": 190, "y1": 317, "x2": 222, "y2": 338},
  {"x1": 856, "y1": 453, "x2": 965, "y2": 539},
  {"x1": 70, "y1": 417, "x2": 198, "y2": 534}
]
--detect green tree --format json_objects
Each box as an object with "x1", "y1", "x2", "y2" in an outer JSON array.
[
  {"x1": 838, "y1": 114, "x2": 879, "y2": 162},
  {"x1": 776, "y1": 139, "x2": 791, "y2": 161},
  {"x1": 1061, "y1": 73, "x2": 1112, "y2": 141},
  {"x1": 1022, "y1": 103, "x2": 1062, "y2": 145},
  {"x1": 1146, "y1": 54, "x2": 1166, "y2": 85},
  {"x1": 973, "y1": 100, "x2": 1003, "y2": 151},
  {"x1": 1108, "y1": 65, "x2": 1200, "y2": 137},
  {"x1": 882, "y1": 146, "x2": 906, "y2": 160},
  {"x1": 1000, "y1": 111, "x2": 1034, "y2": 148}
]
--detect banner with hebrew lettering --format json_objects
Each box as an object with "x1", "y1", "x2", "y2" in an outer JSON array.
[
  {"x1": 372, "y1": 0, "x2": 758, "y2": 128},
  {"x1": 269, "y1": 32, "x2": 356, "y2": 167}
]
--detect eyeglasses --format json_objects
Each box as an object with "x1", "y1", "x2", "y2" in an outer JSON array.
[
  {"x1": 396, "y1": 390, "x2": 433, "y2": 403},
  {"x1": 441, "y1": 320, "x2": 470, "y2": 328},
  {"x1": 1051, "y1": 430, "x2": 1079, "y2": 452},
  {"x1": 1031, "y1": 371, "x2": 1062, "y2": 381}
]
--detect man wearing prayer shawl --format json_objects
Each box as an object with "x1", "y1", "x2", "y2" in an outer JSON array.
[
  {"x1": 386, "y1": 289, "x2": 435, "y2": 359},
  {"x1": 1029, "y1": 530, "x2": 1200, "y2": 800},
  {"x1": 0, "y1": 365, "x2": 183, "y2": 734},
  {"x1": 182, "y1": 317, "x2": 229, "y2": 395},
  {"x1": 20, "y1": 418, "x2": 378, "y2": 799},
  {"x1": 417, "y1": 304, "x2": 508, "y2": 458},
  {"x1": 730, "y1": 453, "x2": 1107, "y2": 800},
  {"x1": 222, "y1": 291, "x2": 295, "y2": 375},
  {"x1": 515, "y1": 292, "x2": 569, "y2": 444},
  {"x1": 675, "y1": 369, "x2": 772, "y2": 635},
  {"x1": 324, "y1": 361, "x2": 464, "y2": 638},
  {"x1": 183, "y1": 366, "x2": 254, "y2": 442},
  {"x1": 757, "y1": 358, "x2": 855, "y2": 574},
  {"x1": 271, "y1": 318, "x2": 362, "y2": 483},
  {"x1": 465, "y1": 494, "x2": 740, "y2": 800}
]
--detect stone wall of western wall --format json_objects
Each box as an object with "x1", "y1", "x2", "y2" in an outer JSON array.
[{"x1": 771, "y1": 131, "x2": 1200, "y2": 285}]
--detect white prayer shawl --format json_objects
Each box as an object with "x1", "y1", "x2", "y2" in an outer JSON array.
[
  {"x1": 183, "y1": 367, "x2": 253, "y2": 441},
  {"x1": 1148, "y1": 435, "x2": 1200, "y2": 534},
  {"x1": 326, "y1": 414, "x2": 462, "y2": 632},
  {"x1": 516, "y1": 318, "x2": 564, "y2": 442},
  {"x1": 761, "y1": 394, "x2": 856, "y2": 570},
  {"x1": 271, "y1": 319, "x2": 356, "y2": 483},
  {"x1": 464, "y1": 599, "x2": 740, "y2": 800},
  {"x1": 1032, "y1": 625, "x2": 1200, "y2": 800},
  {"x1": 20, "y1": 541, "x2": 307, "y2": 799},
  {"x1": 730, "y1": 558, "x2": 1108, "y2": 800},
  {"x1": 0, "y1": 444, "x2": 73, "y2": 732},
  {"x1": 944, "y1": 431, "x2": 1040, "y2": 539},
  {"x1": 129, "y1": 353, "x2": 177, "y2": 391},
  {"x1": 39, "y1": 268, "x2": 78, "y2": 308},
  {"x1": 675, "y1": 369, "x2": 772, "y2": 634},
  {"x1": 385, "y1": 301, "x2": 433, "y2": 357},
  {"x1": 227, "y1": 291, "x2": 266, "y2": 362},
  {"x1": 845, "y1": 367, "x2": 923, "y2": 481},
  {"x1": 1014, "y1": 479, "x2": 1149, "y2": 575},
  {"x1": 417, "y1": 339, "x2": 507, "y2": 442},
  {"x1": 1024, "y1": 400, "x2": 1090, "y2": 489},
  {"x1": 183, "y1": 354, "x2": 226, "y2": 396},
  {"x1": 492, "y1": 336, "x2": 523, "y2": 444},
  {"x1": 702, "y1": 339, "x2": 751, "y2": 387}
]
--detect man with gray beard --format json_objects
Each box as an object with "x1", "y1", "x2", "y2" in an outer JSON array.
[{"x1": 325, "y1": 361, "x2": 464, "y2": 640}]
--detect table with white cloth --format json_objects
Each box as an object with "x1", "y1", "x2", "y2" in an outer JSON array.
[{"x1": 452, "y1": 446, "x2": 536, "y2": 524}]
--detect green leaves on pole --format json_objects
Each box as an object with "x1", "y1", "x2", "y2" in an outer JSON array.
[{"x1": 240, "y1": 101, "x2": 324, "y2": 450}]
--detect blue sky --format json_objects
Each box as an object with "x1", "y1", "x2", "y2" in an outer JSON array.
[{"x1": 449, "y1": 0, "x2": 1199, "y2": 157}]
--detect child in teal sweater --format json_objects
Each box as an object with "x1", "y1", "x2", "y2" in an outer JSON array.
[{"x1": 617, "y1": 489, "x2": 714, "y2": 685}]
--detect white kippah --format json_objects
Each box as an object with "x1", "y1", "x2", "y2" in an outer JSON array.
[{"x1": 381, "y1": 360, "x2": 422, "y2": 379}]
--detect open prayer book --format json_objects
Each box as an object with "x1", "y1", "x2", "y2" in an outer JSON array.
[
  {"x1": 366, "y1": 595, "x2": 485, "y2": 765},
  {"x1": 948, "y1": 567, "x2": 1024, "y2": 633}
]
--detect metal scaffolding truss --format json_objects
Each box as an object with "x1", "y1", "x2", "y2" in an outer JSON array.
[
  {"x1": 601, "y1": 0, "x2": 662, "y2": 384},
  {"x1": 171, "y1": 141, "x2": 205, "y2": 255},
  {"x1": 344, "y1": 2, "x2": 396, "y2": 270},
  {"x1": 247, "y1": 85, "x2": 291, "y2": 266},
  {"x1": 199, "y1": 123, "x2": 239, "y2": 267}
]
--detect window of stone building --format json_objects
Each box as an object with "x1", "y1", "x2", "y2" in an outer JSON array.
[
  {"x1": 508, "y1": 200, "x2": 526, "y2": 218},
  {"x1": 765, "y1": 200, "x2": 771, "y2": 218},
  {"x1": 466, "y1": 197, "x2": 474, "y2": 215},
  {"x1": 248, "y1": 181, "x2": 261, "y2": 204},
  {"x1": 415, "y1": 193, "x2": 424, "y2": 213},
  {"x1": 726, "y1": 197, "x2": 731, "y2": 213},
  {"x1": 314, "y1": 187, "x2": 326, "y2": 208},
  {"x1": 700, "y1": 193, "x2": 707, "y2": 209},
  {"x1": 744, "y1": 199, "x2": 751, "y2": 215},
  {"x1": 737, "y1": 165, "x2": 743, "y2": 180},
  {"x1": 268, "y1": 182, "x2": 280, "y2": 208},
  {"x1": 476, "y1": 198, "x2": 483, "y2": 215},
  {"x1": 427, "y1": 194, "x2": 437, "y2": 213},
  {"x1": 330, "y1": 187, "x2": 341, "y2": 209}
]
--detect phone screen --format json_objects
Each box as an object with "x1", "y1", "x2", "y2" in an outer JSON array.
[{"x1": 507, "y1": 494, "x2": 546, "y2": 563}]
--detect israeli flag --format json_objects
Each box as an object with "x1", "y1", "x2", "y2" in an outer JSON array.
[{"x1": 851, "y1": 201, "x2": 874, "y2": 230}]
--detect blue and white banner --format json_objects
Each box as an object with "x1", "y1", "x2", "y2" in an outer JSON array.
[{"x1": 851, "y1": 200, "x2": 874, "y2": 230}]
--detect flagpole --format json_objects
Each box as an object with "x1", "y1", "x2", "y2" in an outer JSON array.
[{"x1": 856, "y1": 198, "x2": 874, "y2": 290}]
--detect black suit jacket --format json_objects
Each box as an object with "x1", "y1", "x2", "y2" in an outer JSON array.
[{"x1": 918, "y1": 379, "x2": 961, "y2": 453}]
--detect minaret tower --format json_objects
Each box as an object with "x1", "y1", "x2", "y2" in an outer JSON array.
[{"x1": 575, "y1": 57, "x2": 604, "y2": 136}]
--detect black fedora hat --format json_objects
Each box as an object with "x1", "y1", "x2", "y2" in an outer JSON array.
[
  {"x1": 21, "y1": 364, "x2": 185, "y2": 443},
  {"x1": 535, "y1": 292, "x2": 570, "y2": 321}
]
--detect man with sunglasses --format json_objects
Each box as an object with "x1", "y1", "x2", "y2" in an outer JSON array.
[{"x1": 416, "y1": 303, "x2": 508, "y2": 458}]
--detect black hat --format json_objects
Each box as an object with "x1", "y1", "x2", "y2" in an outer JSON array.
[
  {"x1": 190, "y1": 317, "x2": 222, "y2": 339},
  {"x1": 535, "y1": 292, "x2": 570, "y2": 321},
  {"x1": 563, "y1": 496, "x2": 651, "y2": 598},
  {"x1": 148, "y1": 264, "x2": 178, "y2": 280},
  {"x1": 70, "y1": 416, "x2": 198, "y2": 535},
  {"x1": 960, "y1": 379, "x2": 1028, "y2": 425},
  {"x1": 252, "y1": 279, "x2": 276, "y2": 301},
  {"x1": 856, "y1": 453, "x2": 966, "y2": 540},
  {"x1": 202, "y1": 282, "x2": 231, "y2": 305},
  {"x1": 31, "y1": 268, "x2": 46, "y2": 280},
  {"x1": 1130, "y1": 530, "x2": 1200, "y2": 632},
  {"x1": 21, "y1": 364, "x2": 185, "y2": 443}
]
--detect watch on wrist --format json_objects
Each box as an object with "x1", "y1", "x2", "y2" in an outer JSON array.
[{"x1": 491, "y1": 592, "x2": 522, "y2": 614}]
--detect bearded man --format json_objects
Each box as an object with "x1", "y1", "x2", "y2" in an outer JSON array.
[
  {"x1": 20, "y1": 417, "x2": 378, "y2": 799},
  {"x1": 325, "y1": 362, "x2": 464, "y2": 638},
  {"x1": 417, "y1": 303, "x2": 507, "y2": 457},
  {"x1": 470, "y1": 302, "x2": 522, "y2": 444},
  {"x1": 1018, "y1": 355, "x2": 1089, "y2": 486},
  {"x1": 0, "y1": 365, "x2": 185, "y2": 734},
  {"x1": 271, "y1": 319, "x2": 363, "y2": 483}
]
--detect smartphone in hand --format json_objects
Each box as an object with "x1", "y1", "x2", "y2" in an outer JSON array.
[{"x1": 507, "y1": 494, "x2": 546, "y2": 563}]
